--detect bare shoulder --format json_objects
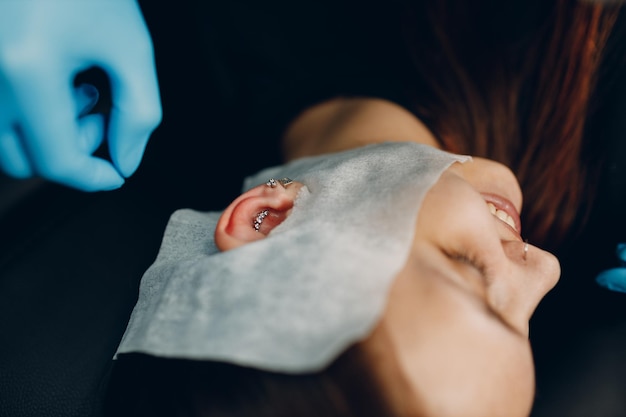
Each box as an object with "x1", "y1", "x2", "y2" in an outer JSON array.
[{"x1": 282, "y1": 97, "x2": 439, "y2": 161}]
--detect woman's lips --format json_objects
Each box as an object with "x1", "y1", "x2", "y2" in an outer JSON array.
[{"x1": 481, "y1": 193, "x2": 522, "y2": 238}]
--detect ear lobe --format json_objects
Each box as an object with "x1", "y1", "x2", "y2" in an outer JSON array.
[{"x1": 214, "y1": 182, "x2": 302, "y2": 252}]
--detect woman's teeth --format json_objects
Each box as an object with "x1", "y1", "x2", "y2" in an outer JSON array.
[{"x1": 487, "y1": 202, "x2": 518, "y2": 232}]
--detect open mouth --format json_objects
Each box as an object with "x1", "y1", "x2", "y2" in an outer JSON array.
[
  {"x1": 482, "y1": 193, "x2": 522, "y2": 237},
  {"x1": 487, "y1": 202, "x2": 518, "y2": 232}
]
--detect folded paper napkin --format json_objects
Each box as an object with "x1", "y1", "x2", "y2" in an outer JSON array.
[{"x1": 115, "y1": 142, "x2": 469, "y2": 372}]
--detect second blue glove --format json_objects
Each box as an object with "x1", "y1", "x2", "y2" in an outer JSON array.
[{"x1": 596, "y1": 243, "x2": 626, "y2": 293}]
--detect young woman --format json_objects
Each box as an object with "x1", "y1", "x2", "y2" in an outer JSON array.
[
  {"x1": 105, "y1": 1, "x2": 624, "y2": 415},
  {"x1": 106, "y1": 93, "x2": 560, "y2": 416}
]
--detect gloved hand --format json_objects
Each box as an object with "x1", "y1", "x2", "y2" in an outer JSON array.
[
  {"x1": 596, "y1": 243, "x2": 626, "y2": 293},
  {"x1": 0, "y1": 0, "x2": 162, "y2": 191}
]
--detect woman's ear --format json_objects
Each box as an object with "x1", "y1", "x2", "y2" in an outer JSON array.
[{"x1": 214, "y1": 181, "x2": 302, "y2": 252}]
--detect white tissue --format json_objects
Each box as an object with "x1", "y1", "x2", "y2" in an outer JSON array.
[{"x1": 115, "y1": 142, "x2": 469, "y2": 372}]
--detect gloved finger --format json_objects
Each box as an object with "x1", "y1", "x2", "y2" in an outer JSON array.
[
  {"x1": 73, "y1": 85, "x2": 104, "y2": 153},
  {"x1": 596, "y1": 268, "x2": 626, "y2": 294},
  {"x1": 0, "y1": 128, "x2": 33, "y2": 178},
  {"x1": 103, "y1": 26, "x2": 162, "y2": 178},
  {"x1": 12, "y1": 70, "x2": 124, "y2": 191},
  {"x1": 52, "y1": 154, "x2": 124, "y2": 191},
  {"x1": 74, "y1": 83, "x2": 99, "y2": 117},
  {"x1": 77, "y1": 114, "x2": 105, "y2": 155}
]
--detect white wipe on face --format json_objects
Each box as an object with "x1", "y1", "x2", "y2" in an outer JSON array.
[{"x1": 115, "y1": 142, "x2": 470, "y2": 372}]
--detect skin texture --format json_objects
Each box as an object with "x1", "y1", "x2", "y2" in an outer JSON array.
[
  {"x1": 217, "y1": 96, "x2": 561, "y2": 416},
  {"x1": 363, "y1": 157, "x2": 560, "y2": 417}
]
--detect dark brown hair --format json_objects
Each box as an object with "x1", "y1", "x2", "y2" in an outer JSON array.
[
  {"x1": 400, "y1": 0, "x2": 619, "y2": 249},
  {"x1": 104, "y1": 348, "x2": 392, "y2": 417}
]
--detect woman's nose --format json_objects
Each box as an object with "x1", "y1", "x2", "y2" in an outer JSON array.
[{"x1": 497, "y1": 240, "x2": 561, "y2": 334}]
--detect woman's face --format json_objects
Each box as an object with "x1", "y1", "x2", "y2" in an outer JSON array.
[{"x1": 365, "y1": 157, "x2": 560, "y2": 417}]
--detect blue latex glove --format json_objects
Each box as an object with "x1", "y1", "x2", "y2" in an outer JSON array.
[
  {"x1": 596, "y1": 243, "x2": 626, "y2": 294},
  {"x1": 0, "y1": 0, "x2": 162, "y2": 191}
]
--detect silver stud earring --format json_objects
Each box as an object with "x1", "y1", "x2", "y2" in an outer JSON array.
[
  {"x1": 278, "y1": 177, "x2": 293, "y2": 187},
  {"x1": 266, "y1": 177, "x2": 293, "y2": 188}
]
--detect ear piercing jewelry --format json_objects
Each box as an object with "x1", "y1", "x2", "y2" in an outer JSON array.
[
  {"x1": 254, "y1": 178, "x2": 294, "y2": 231},
  {"x1": 523, "y1": 240, "x2": 529, "y2": 261},
  {"x1": 253, "y1": 209, "x2": 269, "y2": 232},
  {"x1": 266, "y1": 177, "x2": 293, "y2": 188}
]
